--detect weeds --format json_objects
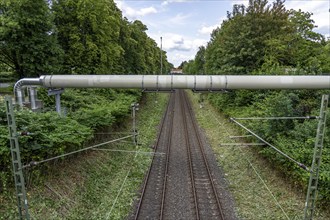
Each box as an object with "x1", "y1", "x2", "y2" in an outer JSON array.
[
  {"x1": 189, "y1": 92, "x2": 330, "y2": 220},
  {"x1": 1, "y1": 93, "x2": 168, "y2": 219}
]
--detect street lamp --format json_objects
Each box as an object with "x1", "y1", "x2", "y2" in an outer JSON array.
[{"x1": 160, "y1": 36, "x2": 163, "y2": 75}]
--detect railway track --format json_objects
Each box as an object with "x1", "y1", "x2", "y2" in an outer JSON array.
[
  {"x1": 180, "y1": 90, "x2": 224, "y2": 220},
  {"x1": 132, "y1": 90, "x2": 227, "y2": 220},
  {"x1": 133, "y1": 93, "x2": 175, "y2": 219}
]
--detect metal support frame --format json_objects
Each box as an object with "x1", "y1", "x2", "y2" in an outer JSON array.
[
  {"x1": 28, "y1": 87, "x2": 37, "y2": 110},
  {"x1": 5, "y1": 96, "x2": 30, "y2": 220},
  {"x1": 48, "y1": 88, "x2": 64, "y2": 115},
  {"x1": 142, "y1": 89, "x2": 175, "y2": 93},
  {"x1": 131, "y1": 103, "x2": 139, "y2": 145},
  {"x1": 304, "y1": 94, "x2": 329, "y2": 220},
  {"x1": 191, "y1": 89, "x2": 228, "y2": 93}
]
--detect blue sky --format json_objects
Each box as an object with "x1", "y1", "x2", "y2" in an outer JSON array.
[{"x1": 115, "y1": 0, "x2": 330, "y2": 67}]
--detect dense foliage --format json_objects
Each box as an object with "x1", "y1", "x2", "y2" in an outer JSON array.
[
  {"x1": 0, "y1": 88, "x2": 142, "y2": 192},
  {"x1": 183, "y1": 0, "x2": 330, "y2": 205},
  {"x1": 0, "y1": 0, "x2": 63, "y2": 78},
  {"x1": 0, "y1": 0, "x2": 171, "y2": 196},
  {"x1": 0, "y1": 0, "x2": 172, "y2": 77}
]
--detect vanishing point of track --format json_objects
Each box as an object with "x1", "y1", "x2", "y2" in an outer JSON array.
[{"x1": 133, "y1": 90, "x2": 225, "y2": 220}]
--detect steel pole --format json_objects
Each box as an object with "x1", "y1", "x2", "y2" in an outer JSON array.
[{"x1": 160, "y1": 37, "x2": 163, "y2": 75}]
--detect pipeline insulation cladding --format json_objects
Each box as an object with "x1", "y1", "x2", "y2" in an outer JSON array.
[{"x1": 14, "y1": 75, "x2": 330, "y2": 91}]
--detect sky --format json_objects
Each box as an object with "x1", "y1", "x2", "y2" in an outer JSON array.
[{"x1": 114, "y1": 0, "x2": 330, "y2": 67}]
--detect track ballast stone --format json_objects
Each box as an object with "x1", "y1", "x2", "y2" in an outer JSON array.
[{"x1": 130, "y1": 90, "x2": 238, "y2": 220}]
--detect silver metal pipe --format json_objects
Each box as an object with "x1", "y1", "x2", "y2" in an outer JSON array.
[
  {"x1": 39, "y1": 75, "x2": 330, "y2": 90},
  {"x1": 13, "y1": 75, "x2": 330, "y2": 103},
  {"x1": 29, "y1": 87, "x2": 37, "y2": 110},
  {"x1": 14, "y1": 78, "x2": 42, "y2": 106},
  {"x1": 225, "y1": 75, "x2": 330, "y2": 89}
]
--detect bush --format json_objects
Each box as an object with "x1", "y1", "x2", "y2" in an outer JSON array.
[
  {"x1": 0, "y1": 88, "x2": 142, "y2": 191},
  {"x1": 208, "y1": 89, "x2": 330, "y2": 205}
]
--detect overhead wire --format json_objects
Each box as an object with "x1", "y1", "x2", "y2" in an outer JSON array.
[
  {"x1": 106, "y1": 97, "x2": 169, "y2": 219},
  {"x1": 237, "y1": 146, "x2": 291, "y2": 220},
  {"x1": 92, "y1": 148, "x2": 164, "y2": 156},
  {"x1": 202, "y1": 99, "x2": 292, "y2": 219},
  {"x1": 105, "y1": 140, "x2": 146, "y2": 219},
  {"x1": 21, "y1": 134, "x2": 134, "y2": 169},
  {"x1": 232, "y1": 116, "x2": 318, "y2": 120},
  {"x1": 230, "y1": 118, "x2": 310, "y2": 172}
]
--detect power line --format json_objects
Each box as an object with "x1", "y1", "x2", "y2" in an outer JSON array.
[
  {"x1": 21, "y1": 135, "x2": 134, "y2": 169},
  {"x1": 92, "y1": 148, "x2": 165, "y2": 156},
  {"x1": 230, "y1": 118, "x2": 310, "y2": 172},
  {"x1": 237, "y1": 147, "x2": 290, "y2": 220},
  {"x1": 232, "y1": 116, "x2": 319, "y2": 120},
  {"x1": 204, "y1": 106, "x2": 292, "y2": 218}
]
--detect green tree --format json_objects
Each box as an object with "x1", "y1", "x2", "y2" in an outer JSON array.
[
  {"x1": 319, "y1": 40, "x2": 330, "y2": 73},
  {"x1": 53, "y1": 0, "x2": 124, "y2": 74},
  {"x1": 0, "y1": 0, "x2": 63, "y2": 78},
  {"x1": 288, "y1": 9, "x2": 325, "y2": 73},
  {"x1": 178, "y1": 61, "x2": 187, "y2": 70},
  {"x1": 123, "y1": 20, "x2": 148, "y2": 74},
  {"x1": 121, "y1": 19, "x2": 171, "y2": 74},
  {"x1": 194, "y1": 46, "x2": 206, "y2": 74},
  {"x1": 53, "y1": 1, "x2": 171, "y2": 75},
  {"x1": 182, "y1": 60, "x2": 195, "y2": 74},
  {"x1": 205, "y1": 0, "x2": 290, "y2": 74}
]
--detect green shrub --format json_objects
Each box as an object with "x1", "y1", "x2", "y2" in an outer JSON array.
[
  {"x1": 208, "y1": 89, "x2": 330, "y2": 205},
  {"x1": 0, "y1": 88, "x2": 142, "y2": 191}
]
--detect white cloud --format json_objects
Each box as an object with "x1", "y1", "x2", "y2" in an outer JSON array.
[
  {"x1": 166, "y1": 38, "x2": 207, "y2": 66},
  {"x1": 161, "y1": 0, "x2": 189, "y2": 6},
  {"x1": 158, "y1": 33, "x2": 207, "y2": 53},
  {"x1": 199, "y1": 24, "x2": 218, "y2": 35},
  {"x1": 157, "y1": 33, "x2": 207, "y2": 66},
  {"x1": 127, "y1": 6, "x2": 157, "y2": 17},
  {"x1": 198, "y1": 16, "x2": 227, "y2": 35},
  {"x1": 198, "y1": 16, "x2": 226, "y2": 35},
  {"x1": 285, "y1": 0, "x2": 329, "y2": 31},
  {"x1": 169, "y1": 53, "x2": 194, "y2": 65},
  {"x1": 169, "y1": 13, "x2": 193, "y2": 25},
  {"x1": 115, "y1": 1, "x2": 158, "y2": 19},
  {"x1": 231, "y1": 0, "x2": 249, "y2": 6},
  {"x1": 163, "y1": 34, "x2": 190, "y2": 51},
  {"x1": 161, "y1": 1, "x2": 169, "y2": 7}
]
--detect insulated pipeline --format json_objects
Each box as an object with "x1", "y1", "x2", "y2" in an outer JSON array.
[
  {"x1": 14, "y1": 78, "x2": 43, "y2": 106},
  {"x1": 39, "y1": 75, "x2": 330, "y2": 90},
  {"x1": 40, "y1": 75, "x2": 226, "y2": 90}
]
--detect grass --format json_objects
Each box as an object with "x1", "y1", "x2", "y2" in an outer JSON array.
[
  {"x1": 1, "y1": 93, "x2": 168, "y2": 220},
  {"x1": 188, "y1": 91, "x2": 330, "y2": 220},
  {"x1": 4, "y1": 90, "x2": 329, "y2": 219}
]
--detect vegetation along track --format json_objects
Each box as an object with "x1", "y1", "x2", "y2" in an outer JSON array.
[{"x1": 132, "y1": 90, "x2": 235, "y2": 220}]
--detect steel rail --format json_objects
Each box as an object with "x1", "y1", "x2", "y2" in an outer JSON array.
[
  {"x1": 160, "y1": 93, "x2": 175, "y2": 220},
  {"x1": 134, "y1": 93, "x2": 173, "y2": 219},
  {"x1": 179, "y1": 90, "x2": 200, "y2": 219},
  {"x1": 183, "y1": 91, "x2": 225, "y2": 220}
]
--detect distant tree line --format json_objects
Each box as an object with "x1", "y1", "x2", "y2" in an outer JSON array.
[
  {"x1": 182, "y1": 0, "x2": 330, "y2": 206},
  {"x1": 0, "y1": 0, "x2": 172, "y2": 79}
]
